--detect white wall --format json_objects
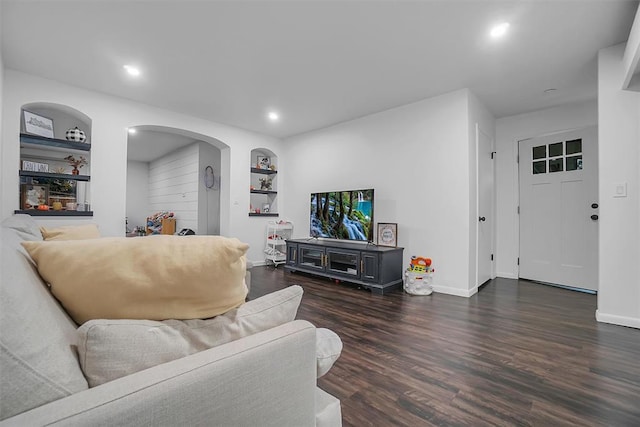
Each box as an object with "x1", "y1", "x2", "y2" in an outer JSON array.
[
  {"x1": 148, "y1": 143, "x2": 199, "y2": 232},
  {"x1": 0, "y1": 7, "x2": 4, "y2": 217},
  {"x1": 198, "y1": 141, "x2": 221, "y2": 235},
  {"x1": 596, "y1": 43, "x2": 640, "y2": 329},
  {"x1": 283, "y1": 89, "x2": 482, "y2": 296},
  {"x1": 494, "y1": 101, "x2": 598, "y2": 279},
  {"x1": 125, "y1": 160, "x2": 149, "y2": 231},
  {"x1": 1, "y1": 70, "x2": 283, "y2": 263}
]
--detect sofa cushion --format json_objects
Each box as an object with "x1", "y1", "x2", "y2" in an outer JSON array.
[
  {"x1": 0, "y1": 224, "x2": 88, "y2": 420},
  {"x1": 316, "y1": 328, "x2": 343, "y2": 378},
  {"x1": 76, "y1": 285, "x2": 304, "y2": 386},
  {"x1": 21, "y1": 235, "x2": 249, "y2": 324},
  {"x1": 1, "y1": 213, "x2": 42, "y2": 241},
  {"x1": 40, "y1": 224, "x2": 101, "y2": 241}
]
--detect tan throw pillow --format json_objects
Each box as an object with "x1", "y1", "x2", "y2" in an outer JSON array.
[
  {"x1": 21, "y1": 235, "x2": 249, "y2": 324},
  {"x1": 40, "y1": 224, "x2": 101, "y2": 241},
  {"x1": 77, "y1": 285, "x2": 303, "y2": 387}
]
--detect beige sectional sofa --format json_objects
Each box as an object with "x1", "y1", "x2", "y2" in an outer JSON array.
[{"x1": 0, "y1": 215, "x2": 342, "y2": 426}]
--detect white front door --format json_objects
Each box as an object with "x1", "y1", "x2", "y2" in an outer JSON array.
[
  {"x1": 519, "y1": 126, "x2": 598, "y2": 291},
  {"x1": 476, "y1": 125, "x2": 494, "y2": 287}
]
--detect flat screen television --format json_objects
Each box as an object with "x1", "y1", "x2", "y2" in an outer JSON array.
[{"x1": 310, "y1": 189, "x2": 374, "y2": 241}]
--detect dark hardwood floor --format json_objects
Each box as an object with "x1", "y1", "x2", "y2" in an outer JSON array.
[{"x1": 248, "y1": 266, "x2": 640, "y2": 427}]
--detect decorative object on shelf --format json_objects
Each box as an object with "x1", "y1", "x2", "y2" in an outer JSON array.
[
  {"x1": 256, "y1": 156, "x2": 271, "y2": 170},
  {"x1": 64, "y1": 155, "x2": 88, "y2": 175},
  {"x1": 404, "y1": 256, "x2": 434, "y2": 295},
  {"x1": 53, "y1": 166, "x2": 67, "y2": 174},
  {"x1": 21, "y1": 160, "x2": 49, "y2": 172},
  {"x1": 65, "y1": 127, "x2": 86, "y2": 143},
  {"x1": 259, "y1": 177, "x2": 272, "y2": 190},
  {"x1": 269, "y1": 164, "x2": 277, "y2": 171},
  {"x1": 23, "y1": 110, "x2": 54, "y2": 138},
  {"x1": 21, "y1": 184, "x2": 49, "y2": 210},
  {"x1": 52, "y1": 199, "x2": 63, "y2": 211},
  {"x1": 262, "y1": 203, "x2": 270, "y2": 213},
  {"x1": 377, "y1": 222, "x2": 398, "y2": 247},
  {"x1": 66, "y1": 202, "x2": 77, "y2": 211}
]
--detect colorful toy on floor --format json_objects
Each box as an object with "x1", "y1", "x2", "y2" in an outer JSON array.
[
  {"x1": 404, "y1": 256, "x2": 434, "y2": 295},
  {"x1": 147, "y1": 211, "x2": 174, "y2": 234}
]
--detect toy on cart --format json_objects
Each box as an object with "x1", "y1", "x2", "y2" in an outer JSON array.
[{"x1": 404, "y1": 256, "x2": 434, "y2": 295}]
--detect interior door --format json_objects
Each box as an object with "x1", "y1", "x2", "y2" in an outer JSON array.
[
  {"x1": 476, "y1": 125, "x2": 494, "y2": 287},
  {"x1": 518, "y1": 126, "x2": 598, "y2": 291}
]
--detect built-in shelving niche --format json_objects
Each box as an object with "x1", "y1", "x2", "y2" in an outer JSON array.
[
  {"x1": 249, "y1": 148, "x2": 278, "y2": 216},
  {"x1": 16, "y1": 103, "x2": 93, "y2": 216}
]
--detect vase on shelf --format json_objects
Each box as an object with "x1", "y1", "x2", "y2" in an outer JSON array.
[{"x1": 71, "y1": 167, "x2": 79, "y2": 175}]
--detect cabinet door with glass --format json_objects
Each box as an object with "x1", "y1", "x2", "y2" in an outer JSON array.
[
  {"x1": 298, "y1": 244, "x2": 326, "y2": 271},
  {"x1": 326, "y1": 248, "x2": 360, "y2": 279}
]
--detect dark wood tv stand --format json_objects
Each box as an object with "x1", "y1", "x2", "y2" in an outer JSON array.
[{"x1": 284, "y1": 238, "x2": 404, "y2": 295}]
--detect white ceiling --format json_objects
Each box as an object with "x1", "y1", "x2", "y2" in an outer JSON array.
[{"x1": 1, "y1": 1, "x2": 637, "y2": 140}]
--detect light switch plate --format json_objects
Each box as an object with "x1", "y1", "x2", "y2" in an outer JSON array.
[{"x1": 613, "y1": 182, "x2": 627, "y2": 198}]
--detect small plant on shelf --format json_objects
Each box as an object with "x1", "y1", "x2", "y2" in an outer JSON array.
[
  {"x1": 64, "y1": 155, "x2": 87, "y2": 175},
  {"x1": 259, "y1": 177, "x2": 272, "y2": 190}
]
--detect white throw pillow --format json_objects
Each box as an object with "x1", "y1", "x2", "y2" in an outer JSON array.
[
  {"x1": 316, "y1": 328, "x2": 343, "y2": 378},
  {"x1": 77, "y1": 285, "x2": 303, "y2": 387}
]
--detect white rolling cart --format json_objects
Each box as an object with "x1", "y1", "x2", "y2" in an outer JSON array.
[{"x1": 265, "y1": 220, "x2": 293, "y2": 266}]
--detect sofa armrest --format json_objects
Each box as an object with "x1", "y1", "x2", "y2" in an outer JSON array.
[{"x1": 2, "y1": 320, "x2": 317, "y2": 427}]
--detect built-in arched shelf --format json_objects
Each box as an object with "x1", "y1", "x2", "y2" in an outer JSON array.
[
  {"x1": 16, "y1": 103, "x2": 93, "y2": 216},
  {"x1": 249, "y1": 148, "x2": 278, "y2": 217}
]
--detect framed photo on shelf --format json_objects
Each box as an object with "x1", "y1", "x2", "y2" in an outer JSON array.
[
  {"x1": 256, "y1": 156, "x2": 271, "y2": 170},
  {"x1": 21, "y1": 184, "x2": 49, "y2": 209},
  {"x1": 23, "y1": 110, "x2": 54, "y2": 138},
  {"x1": 377, "y1": 222, "x2": 398, "y2": 247}
]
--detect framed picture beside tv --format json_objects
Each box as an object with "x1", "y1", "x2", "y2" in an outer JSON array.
[
  {"x1": 310, "y1": 189, "x2": 374, "y2": 241},
  {"x1": 377, "y1": 223, "x2": 398, "y2": 247}
]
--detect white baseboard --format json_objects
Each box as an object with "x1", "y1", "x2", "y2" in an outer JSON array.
[
  {"x1": 432, "y1": 285, "x2": 476, "y2": 298},
  {"x1": 496, "y1": 272, "x2": 518, "y2": 279},
  {"x1": 596, "y1": 310, "x2": 640, "y2": 329},
  {"x1": 250, "y1": 260, "x2": 267, "y2": 267}
]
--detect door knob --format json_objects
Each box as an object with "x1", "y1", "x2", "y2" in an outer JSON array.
[
  {"x1": 591, "y1": 203, "x2": 598, "y2": 209},
  {"x1": 590, "y1": 214, "x2": 599, "y2": 221},
  {"x1": 479, "y1": 216, "x2": 486, "y2": 222}
]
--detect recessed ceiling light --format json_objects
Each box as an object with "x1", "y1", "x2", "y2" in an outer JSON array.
[
  {"x1": 490, "y1": 22, "x2": 510, "y2": 38},
  {"x1": 123, "y1": 65, "x2": 141, "y2": 77},
  {"x1": 128, "y1": 128, "x2": 137, "y2": 134},
  {"x1": 268, "y1": 112, "x2": 279, "y2": 121}
]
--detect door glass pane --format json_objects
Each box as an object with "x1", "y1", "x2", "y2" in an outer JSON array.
[
  {"x1": 533, "y1": 161, "x2": 546, "y2": 174},
  {"x1": 549, "y1": 142, "x2": 563, "y2": 157},
  {"x1": 532, "y1": 145, "x2": 546, "y2": 160},
  {"x1": 566, "y1": 155, "x2": 583, "y2": 171},
  {"x1": 549, "y1": 158, "x2": 563, "y2": 173},
  {"x1": 566, "y1": 138, "x2": 582, "y2": 155},
  {"x1": 328, "y1": 251, "x2": 358, "y2": 275}
]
